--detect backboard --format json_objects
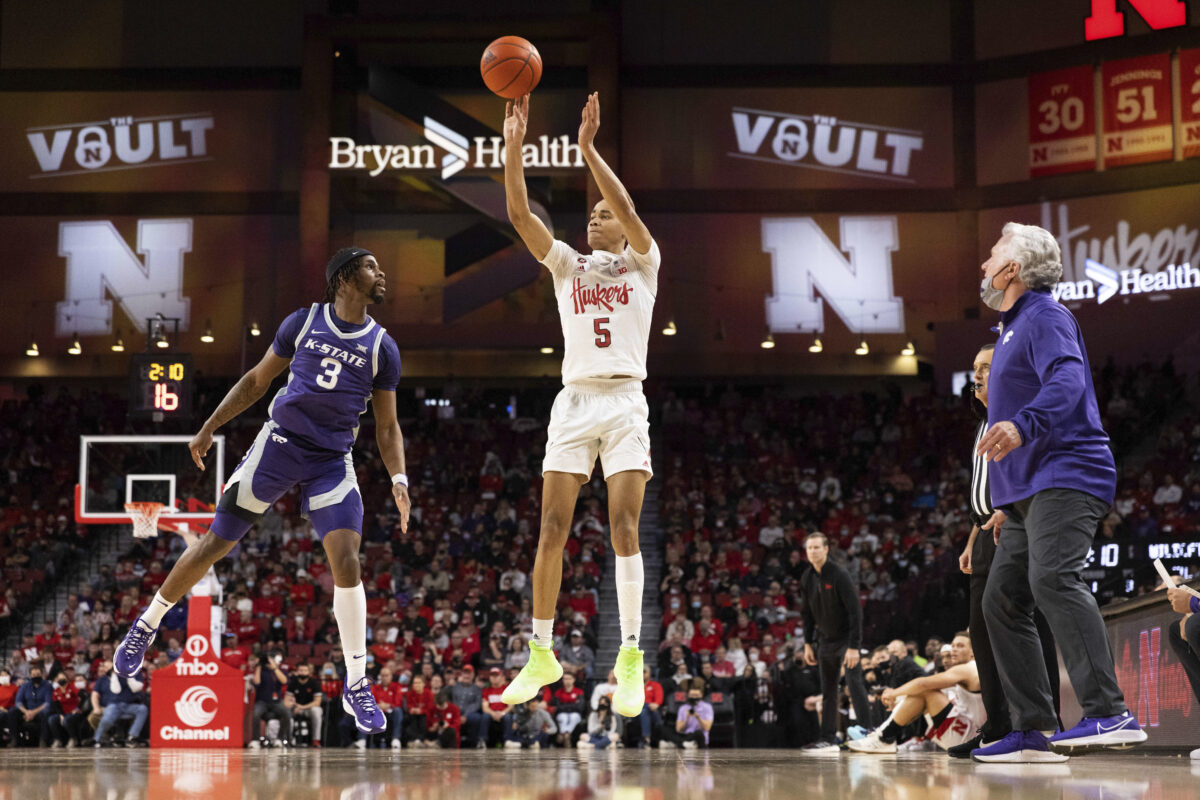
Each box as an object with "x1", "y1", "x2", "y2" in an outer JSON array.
[{"x1": 76, "y1": 435, "x2": 225, "y2": 526}]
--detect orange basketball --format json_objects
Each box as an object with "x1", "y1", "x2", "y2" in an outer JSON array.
[{"x1": 480, "y1": 35, "x2": 542, "y2": 99}]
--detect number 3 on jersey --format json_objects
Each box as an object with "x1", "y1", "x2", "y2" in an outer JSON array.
[
  {"x1": 316, "y1": 357, "x2": 342, "y2": 388},
  {"x1": 593, "y1": 317, "x2": 611, "y2": 348}
]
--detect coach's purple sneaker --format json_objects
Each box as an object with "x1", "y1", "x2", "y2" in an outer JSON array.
[
  {"x1": 1049, "y1": 712, "x2": 1147, "y2": 752},
  {"x1": 114, "y1": 620, "x2": 158, "y2": 677},
  {"x1": 342, "y1": 677, "x2": 386, "y2": 734},
  {"x1": 972, "y1": 730, "x2": 1068, "y2": 763}
]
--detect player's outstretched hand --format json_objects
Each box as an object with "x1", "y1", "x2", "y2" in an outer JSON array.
[
  {"x1": 189, "y1": 429, "x2": 213, "y2": 470},
  {"x1": 393, "y1": 483, "x2": 411, "y2": 534},
  {"x1": 504, "y1": 94, "x2": 529, "y2": 144},
  {"x1": 578, "y1": 91, "x2": 599, "y2": 149}
]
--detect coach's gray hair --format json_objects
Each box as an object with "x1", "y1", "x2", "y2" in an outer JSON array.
[{"x1": 1001, "y1": 222, "x2": 1063, "y2": 290}]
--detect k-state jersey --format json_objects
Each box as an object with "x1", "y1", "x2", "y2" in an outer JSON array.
[
  {"x1": 541, "y1": 239, "x2": 660, "y2": 386},
  {"x1": 268, "y1": 303, "x2": 401, "y2": 452}
]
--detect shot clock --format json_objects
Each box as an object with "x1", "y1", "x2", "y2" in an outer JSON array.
[{"x1": 130, "y1": 353, "x2": 193, "y2": 419}]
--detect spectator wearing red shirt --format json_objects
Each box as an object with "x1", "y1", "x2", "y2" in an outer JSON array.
[
  {"x1": 479, "y1": 668, "x2": 509, "y2": 747},
  {"x1": 689, "y1": 620, "x2": 722, "y2": 657},
  {"x1": 566, "y1": 586, "x2": 597, "y2": 620},
  {"x1": 399, "y1": 676, "x2": 435, "y2": 747},
  {"x1": 731, "y1": 611, "x2": 759, "y2": 646},
  {"x1": 284, "y1": 610, "x2": 320, "y2": 643},
  {"x1": 289, "y1": 571, "x2": 316, "y2": 606},
  {"x1": 697, "y1": 606, "x2": 724, "y2": 640},
  {"x1": 0, "y1": 668, "x2": 19, "y2": 710},
  {"x1": 398, "y1": 629, "x2": 424, "y2": 663},
  {"x1": 370, "y1": 627, "x2": 397, "y2": 663},
  {"x1": 252, "y1": 585, "x2": 284, "y2": 618},
  {"x1": 426, "y1": 689, "x2": 462, "y2": 748},
  {"x1": 140, "y1": 561, "x2": 168, "y2": 594},
  {"x1": 639, "y1": 667, "x2": 665, "y2": 747},
  {"x1": 34, "y1": 620, "x2": 61, "y2": 651},
  {"x1": 232, "y1": 610, "x2": 261, "y2": 643},
  {"x1": 710, "y1": 646, "x2": 737, "y2": 679},
  {"x1": 552, "y1": 671, "x2": 585, "y2": 746},
  {"x1": 48, "y1": 673, "x2": 92, "y2": 746},
  {"x1": 221, "y1": 634, "x2": 250, "y2": 671}
]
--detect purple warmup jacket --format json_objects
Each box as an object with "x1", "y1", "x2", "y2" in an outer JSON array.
[{"x1": 988, "y1": 288, "x2": 1116, "y2": 507}]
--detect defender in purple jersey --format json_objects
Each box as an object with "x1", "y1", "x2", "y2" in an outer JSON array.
[{"x1": 114, "y1": 247, "x2": 411, "y2": 738}]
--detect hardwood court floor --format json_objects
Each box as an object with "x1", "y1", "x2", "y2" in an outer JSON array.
[{"x1": 0, "y1": 747, "x2": 1196, "y2": 799}]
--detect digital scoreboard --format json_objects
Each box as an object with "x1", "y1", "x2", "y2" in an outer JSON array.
[{"x1": 129, "y1": 353, "x2": 193, "y2": 419}]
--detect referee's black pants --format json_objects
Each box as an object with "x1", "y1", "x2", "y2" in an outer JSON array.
[
  {"x1": 817, "y1": 639, "x2": 871, "y2": 741},
  {"x1": 971, "y1": 564, "x2": 1061, "y2": 740}
]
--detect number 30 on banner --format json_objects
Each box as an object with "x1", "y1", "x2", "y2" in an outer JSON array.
[{"x1": 1028, "y1": 65, "x2": 1096, "y2": 178}]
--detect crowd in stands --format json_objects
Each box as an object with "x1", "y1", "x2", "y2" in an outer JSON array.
[{"x1": 2, "y1": 359, "x2": 1199, "y2": 748}]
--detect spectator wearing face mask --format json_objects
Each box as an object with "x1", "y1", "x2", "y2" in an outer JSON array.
[
  {"x1": 577, "y1": 696, "x2": 619, "y2": 750},
  {"x1": 8, "y1": 664, "x2": 54, "y2": 747},
  {"x1": 252, "y1": 651, "x2": 293, "y2": 747},
  {"x1": 659, "y1": 679, "x2": 713, "y2": 749},
  {"x1": 90, "y1": 661, "x2": 148, "y2": 748},
  {"x1": 48, "y1": 671, "x2": 93, "y2": 748},
  {"x1": 287, "y1": 663, "x2": 324, "y2": 747}
]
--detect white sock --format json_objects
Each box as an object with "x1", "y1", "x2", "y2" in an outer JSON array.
[
  {"x1": 334, "y1": 583, "x2": 368, "y2": 685},
  {"x1": 532, "y1": 618, "x2": 554, "y2": 647},
  {"x1": 139, "y1": 592, "x2": 175, "y2": 628},
  {"x1": 615, "y1": 553, "x2": 644, "y2": 646}
]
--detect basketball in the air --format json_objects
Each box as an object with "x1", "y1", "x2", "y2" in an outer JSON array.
[{"x1": 480, "y1": 35, "x2": 542, "y2": 99}]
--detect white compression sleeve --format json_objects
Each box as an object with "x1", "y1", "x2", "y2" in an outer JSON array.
[
  {"x1": 334, "y1": 583, "x2": 369, "y2": 685},
  {"x1": 615, "y1": 553, "x2": 644, "y2": 646}
]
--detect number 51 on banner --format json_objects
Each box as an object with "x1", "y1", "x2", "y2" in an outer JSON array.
[{"x1": 1101, "y1": 53, "x2": 1173, "y2": 168}]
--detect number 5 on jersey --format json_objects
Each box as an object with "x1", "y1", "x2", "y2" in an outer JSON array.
[
  {"x1": 594, "y1": 317, "x2": 611, "y2": 348},
  {"x1": 316, "y1": 357, "x2": 342, "y2": 388}
]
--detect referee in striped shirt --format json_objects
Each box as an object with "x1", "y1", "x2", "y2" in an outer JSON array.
[{"x1": 950, "y1": 343, "x2": 1061, "y2": 756}]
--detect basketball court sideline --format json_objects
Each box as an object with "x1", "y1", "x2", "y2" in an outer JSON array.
[{"x1": 0, "y1": 749, "x2": 1194, "y2": 799}]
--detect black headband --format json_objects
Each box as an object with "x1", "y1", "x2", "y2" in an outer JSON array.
[{"x1": 326, "y1": 248, "x2": 375, "y2": 284}]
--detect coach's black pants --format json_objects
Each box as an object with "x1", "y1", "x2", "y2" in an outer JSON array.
[
  {"x1": 970, "y1": 566, "x2": 1061, "y2": 740},
  {"x1": 817, "y1": 639, "x2": 871, "y2": 740},
  {"x1": 1167, "y1": 612, "x2": 1200, "y2": 704},
  {"x1": 983, "y1": 489, "x2": 1127, "y2": 731}
]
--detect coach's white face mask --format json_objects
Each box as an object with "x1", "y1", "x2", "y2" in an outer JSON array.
[{"x1": 980, "y1": 264, "x2": 1016, "y2": 310}]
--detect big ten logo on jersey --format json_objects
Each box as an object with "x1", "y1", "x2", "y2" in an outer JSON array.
[
  {"x1": 56, "y1": 219, "x2": 192, "y2": 337},
  {"x1": 731, "y1": 109, "x2": 924, "y2": 182},
  {"x1": 762, "y1": 217, "x2": 904, "y2": 335},
  {"x1": 27, "y1": 114, "x2": 214, "y2": 177}
]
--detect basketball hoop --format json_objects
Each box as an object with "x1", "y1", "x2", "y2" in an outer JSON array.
[{"x1": 125, "y1": 502, "x2": 165, "y2": 539}]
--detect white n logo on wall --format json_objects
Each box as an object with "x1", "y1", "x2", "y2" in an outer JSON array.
[
  {"x1": 763, "y1": 217, "x2": 904, "y2": 334},
  {"x1": 56, "y1": 219, "x2": 193, "y2": 337}
]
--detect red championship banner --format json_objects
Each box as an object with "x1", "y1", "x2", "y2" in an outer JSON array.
[
  {"x1": 1180, "y1": 48, "x2": 1200, "y2": 160},
  {"x1": 150, "y1": 596, "x2": 245, "y2": 748},
  {"x1": 1101, "y1": 54, "x2": 1173, "y2": 168},
  {"x1": 1028, "y1": 65, "x2": 1096, "y2": 177}
]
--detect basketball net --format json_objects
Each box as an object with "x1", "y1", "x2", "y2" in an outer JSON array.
[{"x1": 125, "y1": 501, "x2": 165, "y2": 539}]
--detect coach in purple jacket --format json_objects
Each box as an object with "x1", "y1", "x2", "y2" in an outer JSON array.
[{"x1": 970, "y1": 222, "x2": 1146, "y2": 763}]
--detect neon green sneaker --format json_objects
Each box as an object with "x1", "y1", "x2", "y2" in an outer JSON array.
[
  {"x1": 612, "y1": 644, "x2": 645, "y2": 717},
  {"x1": 500, "y1": 641, "x2": 563, "y2": 706}
]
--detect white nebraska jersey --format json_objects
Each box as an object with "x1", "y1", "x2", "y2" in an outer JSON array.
[{"x1": 541, "y1": 238, "x2": 661, "y2": 386}]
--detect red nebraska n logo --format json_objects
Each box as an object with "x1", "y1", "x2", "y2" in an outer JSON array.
[{"x1": 1085, "y1": 0, "x2": 1186, "y2": 41}]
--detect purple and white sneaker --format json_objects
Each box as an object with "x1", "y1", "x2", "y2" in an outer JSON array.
[
  {"x1": 342, "y1": 677, "x2": 386, "y2": 734},
  {"x1": 1049, "y1": 712, "x2": 1147, "y2": 752},
  {"x1": 972, "y1": 730, "x2": 1069, "y2": 763},
  {"x1": 114, "y1": 620, "x2": 158, "y2": 677}
]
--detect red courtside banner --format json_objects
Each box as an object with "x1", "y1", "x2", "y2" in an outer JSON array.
[
  {"x1": 150, "y1": 596, "x2": 245, "y2": 748},
  {"x1": 1101, "y1": 53, "x2": 1173, "y2": 168},
  {"x1": 1028, "y1": 65, "x2": 1097, "y2": 177},
  {"x1": 1180, "y1": 48, "x2": 1200, "y2": 160}
]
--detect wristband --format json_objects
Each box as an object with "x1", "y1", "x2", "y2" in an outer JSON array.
[
  {"x1": 391, "y1": 473, "x2": 408, "y2": 487},
  {"x1": 1191, "y1": 596, "x2": 1199, "y2": 615}
]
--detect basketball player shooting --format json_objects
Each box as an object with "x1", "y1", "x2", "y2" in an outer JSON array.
[
  {"x1": 499, "y1": 92, "x2": 659, "y2": 717},
  {"x1": 112, "y1": 248, "x2": 411, "y2": 736}
]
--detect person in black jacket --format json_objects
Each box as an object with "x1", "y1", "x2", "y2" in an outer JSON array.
[
  {"x1": 951, "y1": 343, "x2": 1061, "y2": 757},
  {"x1": 800, "y1": 532, "x2": 872, "y2": 751}
]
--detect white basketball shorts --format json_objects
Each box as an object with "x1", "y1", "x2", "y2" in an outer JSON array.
[{"x1": 542, "y1": 379, "x2": 653, "y2": 479}]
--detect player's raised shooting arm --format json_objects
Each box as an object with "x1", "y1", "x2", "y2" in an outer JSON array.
[
  {"x1": 503, "y1": 94, "x2": 554, "y2": 261},
  {"x1": 199, "y1": 348, "x2": 291, "y2": 435},
  {"x1": 577, "y1": 92, "x2": 653, "y2": 256}
]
